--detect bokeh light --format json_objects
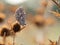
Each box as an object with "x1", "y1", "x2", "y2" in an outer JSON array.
[{"x1": 5, "y1": 0, "x2": 27, "y2": 5}]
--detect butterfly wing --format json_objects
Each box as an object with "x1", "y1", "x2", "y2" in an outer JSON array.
[{"x1": 15, "y1": 7, "x2": 26, "y2": 26}]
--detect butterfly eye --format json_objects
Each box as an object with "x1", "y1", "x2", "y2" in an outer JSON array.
[
  {"x1": 12, "y1": 23, "x2": 21, "y2": 33},
  {"x1": 35, "y1": 21, "x2": 45, "y2": 27},
  {"x1": 0, "y1": 44, "x2": 4, "y2": 45},
  {"x1": 0, "y1": 18, "x2": 4, "y2": 23},
  {"x1": 0, "y1": 13, "x2": 6, "y2": 23},
  {"x1": 1, "y1": 28, "x2": 10, "y2": 37}
]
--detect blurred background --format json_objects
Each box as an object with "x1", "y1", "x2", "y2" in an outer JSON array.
[{"x1": 0, "y1": 0, "x2": 60, "y2": 45}]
